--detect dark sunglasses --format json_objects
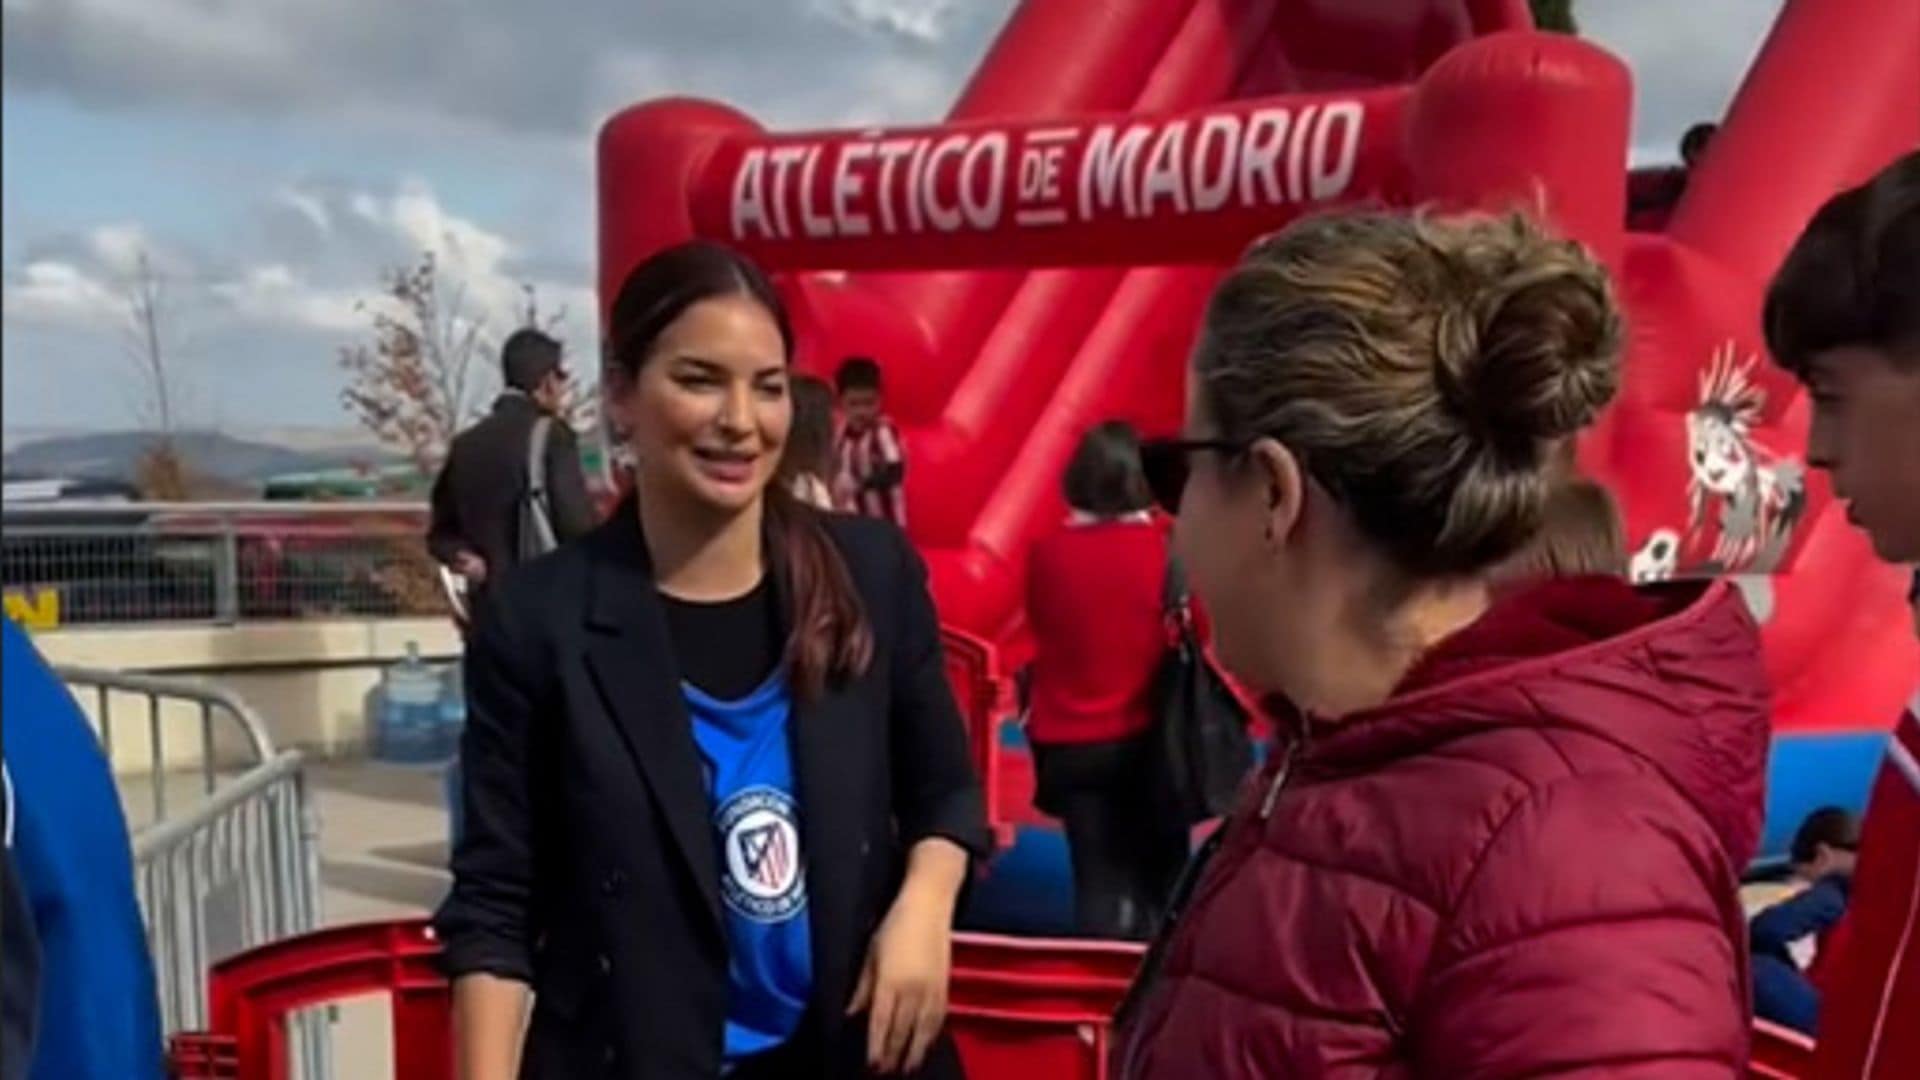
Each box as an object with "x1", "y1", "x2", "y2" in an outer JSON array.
[{"x1": 1139, "y1": 439, "x2": 1245, "y2": 514}]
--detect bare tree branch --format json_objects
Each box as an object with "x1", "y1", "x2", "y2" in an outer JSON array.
[
  {"x1": 113, "y1": 250, "x2": 211, "y2": 499},
  {"x1": 120, "y1": 251, "x2": 176, "y2": 435},
  {"x1": 340, "y1": 252, "x2": 601, "y2": 477}
]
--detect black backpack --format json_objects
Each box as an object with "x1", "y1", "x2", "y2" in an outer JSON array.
[{"x1": 1148, "y1": 559, "x2": 1254, "y2": 825}]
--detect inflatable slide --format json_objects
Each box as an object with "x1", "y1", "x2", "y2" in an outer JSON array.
[{"x1": 597, "y1": 0, "x2": 1920, "y2": 856}]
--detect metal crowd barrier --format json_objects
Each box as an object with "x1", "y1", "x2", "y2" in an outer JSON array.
[
  {"x1": 60, "y1": 666, "x2": 328, "y2": 1076},
  {"x1": 133, "y1": 752, "x2": 320, "y2": 1035},
  {"x1": 58, "y1": 664, "x2": 274, "y2": 826}
]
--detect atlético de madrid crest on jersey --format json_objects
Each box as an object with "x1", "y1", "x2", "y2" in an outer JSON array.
[{"x1": 717, "y1": 785, "x2": 807, "y2": 922}]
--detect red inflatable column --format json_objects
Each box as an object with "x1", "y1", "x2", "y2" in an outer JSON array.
[
  {"x1": 1668, "y1": 0, "x2": 1920, "y2": 282},
  {"x1": 862, "y1": 0, "x2": 1198, "y2": 422},
  {"x1": 903, "y1": 0, "x2": 1285, "y2": 544},
  {"x1": 1465, "y1": 0, "x2": 1533, "y2": 35},
  {"x1": 945, "y1": 0, "x2": 1194, "y2": 123},
  {"x1": 1405, "y1": 29, "x2": 1629, "y2": 460},
  {"x1": 598, "y1": 99, "x2": 764, "y2": 322},
  {"x1": 1405, "y1": 30, "x2": 1630, "y2": 270}
]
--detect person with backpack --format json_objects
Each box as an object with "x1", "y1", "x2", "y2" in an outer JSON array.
[{"x1": 428, "y1": 328, "x2": 597, "y2": 609}]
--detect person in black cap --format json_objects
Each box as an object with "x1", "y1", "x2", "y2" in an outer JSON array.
[{"x1": 428, "y1": 327, "x2": 597, "y2": 609}]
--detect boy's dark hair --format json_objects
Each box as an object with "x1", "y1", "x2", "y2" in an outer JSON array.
[
  {"x1": 835, "y1": 356, "x2": 883, "y2": 394},
  {"x1": 1789, "y1": 806, "x2": 1860, "y2": 866},
  {"x1": 501, "y1": 328, "x2": 564, "y2": 391},
  {"x1": 1764, "y1": 150, "x2": 1920, "y2": 378},
  {"x1": 1062, "y1": 421, "x2": 1152, "y2": 517}
]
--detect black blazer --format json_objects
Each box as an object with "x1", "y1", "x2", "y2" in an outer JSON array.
[{"x1": 434, "y1": 504, "x2": 991, "y2": 1079}]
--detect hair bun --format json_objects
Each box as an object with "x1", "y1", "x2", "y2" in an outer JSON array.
[
  {"x1": 1194, "y1": 208, "x2": 1626, "y2": 580},
  {"x1": 1430, "y1": 218, "x2": 1623, "y2": 459}
]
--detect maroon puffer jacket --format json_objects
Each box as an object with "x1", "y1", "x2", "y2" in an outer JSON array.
[{"x1": 1118, "y1": 577, "x2": 1770, "y2": 1079}]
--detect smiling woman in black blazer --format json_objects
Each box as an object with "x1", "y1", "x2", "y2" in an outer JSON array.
[{"x1": 434, "y1": 241, "x2": 990, "y2": 1080}]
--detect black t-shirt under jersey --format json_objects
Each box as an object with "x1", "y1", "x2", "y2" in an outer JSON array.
[{"x1": 659, "y1": 577, "x2": 782, "y2": 701}]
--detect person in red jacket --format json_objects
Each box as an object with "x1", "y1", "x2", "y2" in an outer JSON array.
[
  {"x1": 1761, "y1": 148, "x2": 1919, "y2": 1080},
  {"x1": 1116, "y1": 208, "x2": 1770, "y2": 1078},
  {"x1": 1025, "y1": 421, "x2": 1189, "y2": 940}
]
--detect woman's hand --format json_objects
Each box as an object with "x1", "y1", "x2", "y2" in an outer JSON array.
[
  {"x1": 847, "y1": 838, "x2": 969, "y2": 1074},
  {"x1": 452, "y1": 973, "x2": 531, "y2": 1080}
]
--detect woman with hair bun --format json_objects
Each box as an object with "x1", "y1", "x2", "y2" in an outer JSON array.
[
  {"x1": 436, "y1": 241, "x2": 988, "y2": 1080},
  {"x1": 1118, "y1": 210, "x2": 1769, "y2": 1077}
]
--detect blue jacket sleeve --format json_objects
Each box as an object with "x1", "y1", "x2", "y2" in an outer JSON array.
[
  {"x1": 2, "y1": 621, "x2": 165, "y2": 1080},
  {"x1": 1750, "y1": 874, "x2": 1849, "y2": 962},
  {"x1": 2, "y1": 815, "x2": 42, "y2": 1079}
]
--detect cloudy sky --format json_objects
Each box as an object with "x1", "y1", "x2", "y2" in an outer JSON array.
[{"x1": 1, "y1": 0, "x2": 1782, "y2": 434}]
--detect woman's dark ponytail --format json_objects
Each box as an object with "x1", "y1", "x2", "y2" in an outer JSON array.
[
  {"x1": 608, "y1": 240, "x2": 876, "y2": 700},
  {"x1": 765, "y1": 486, "x2": 875, "y2": 700}
]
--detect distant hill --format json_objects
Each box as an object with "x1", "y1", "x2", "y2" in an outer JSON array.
[{"x1": 1, "y1": 429, "x2": 402, "y2": 489}]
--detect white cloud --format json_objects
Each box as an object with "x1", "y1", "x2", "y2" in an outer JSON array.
[
  {"x1": 2, "y1": 221, "x2": 159, "y2": 327},
  {"x1": 809, "y1": 0, "x2": 964, "y2": 44},
  {"x1": 284, "y1": 177, "x2": 596, "y2": 361},
  {"x1": 3, "y1": 0, "x2": 1015, "y2": 139},
  {"x1": 3, "y1": 224, "x2": 200, "y2": 326},
  {"x1": 84, "y1": 222, "x2": 155, "y2": 277},
  {"x1": 8, "y1": 176, "x2": 602, "y2": 395},
  {"x1": 208, "y1": 263, "x2": 368, "y2": 334},
  {"x1": 1, "y1": 259, "x2": 120, "y2": 325},
  {"x1": 272, "y1": 187, "x2": 332, "y2": 237},
  {"x1": 4, "y1": 1, "x2": 1018, "y2": 429}
]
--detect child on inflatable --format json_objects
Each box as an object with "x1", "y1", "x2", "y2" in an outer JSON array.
[
  {"x1": 1748, "y1": 807, "x2": 1859, "y2": 1035},
  {"x1": 1762, "y1": 147, "x2": 1920, "y2": 1080},
  {"x1": 833, "y1": 356, "x2": 908, "y2": 527}
]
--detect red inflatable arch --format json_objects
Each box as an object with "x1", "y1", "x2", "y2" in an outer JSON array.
[{"x1": 598, "y1": 0, "x2": 1919, "y2": 736}]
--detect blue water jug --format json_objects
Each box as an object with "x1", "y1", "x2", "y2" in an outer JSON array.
[{"x1": 374, "y1": 642, "x2": 445, "y2": 764}]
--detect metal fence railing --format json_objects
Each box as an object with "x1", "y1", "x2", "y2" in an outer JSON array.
[
  {"x1": 134, "y1": 752, "x2": 322, "y2": 1034},
  {"x1": 58, "y1": 664, "x2": 275, "y2": 825},
  {"x1": 4, "y1": 501, "x2": 441, "y2": 627},
  {"x1": 62, "y1": 666, "x2": 328, "y2": 1073}
]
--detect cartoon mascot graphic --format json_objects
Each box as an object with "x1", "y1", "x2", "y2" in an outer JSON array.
[{"x1": 1681, "y1": 343, "x2": 1808, "y2": 574}]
